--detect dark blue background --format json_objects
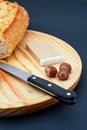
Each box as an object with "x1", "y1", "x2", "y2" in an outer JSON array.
[{"x1": 0, "y1": 0, "x2": 87, "y2": 130}]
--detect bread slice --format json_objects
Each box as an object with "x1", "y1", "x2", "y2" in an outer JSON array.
[{"x1": 0, "y1": 1, "x2": 29, "y2": 59}]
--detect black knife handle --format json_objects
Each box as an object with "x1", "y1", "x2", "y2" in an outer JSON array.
[{"x1": 27, "y1": 75, "x2": 77, "y2": 104}]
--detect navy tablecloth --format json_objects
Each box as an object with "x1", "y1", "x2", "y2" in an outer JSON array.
[{"x1": 0, "y1": 0, "x2": 87, "y2": 130}]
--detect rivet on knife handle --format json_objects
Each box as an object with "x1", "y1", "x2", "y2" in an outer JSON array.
[
  {"x1": 27, "y1": 75, "x2": 77, "y2": 104},
  {"x1": 0, "y1": 62, "x2": 77, "y2": 104}
]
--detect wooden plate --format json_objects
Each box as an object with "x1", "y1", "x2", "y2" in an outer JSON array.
[{"x1": 0, "y1": 30, "x2": 82, "y2": 116}]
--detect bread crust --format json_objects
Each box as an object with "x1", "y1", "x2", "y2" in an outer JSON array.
[{"x1": 0, "y1": 1, "x2": 29, "y2": 59}]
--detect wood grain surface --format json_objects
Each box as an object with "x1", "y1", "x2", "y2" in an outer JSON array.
[{"x1": 0, "y1": 30, "x2": 82, "y2": 116}]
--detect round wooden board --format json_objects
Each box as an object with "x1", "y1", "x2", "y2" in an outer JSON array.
[{"x1": 0, "y1": 30, "x2": 82, "y2": 116}]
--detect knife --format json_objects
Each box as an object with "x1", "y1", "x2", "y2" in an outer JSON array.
[{"x1": 0, "y1": 62, "x2": 77, "y2": 104}]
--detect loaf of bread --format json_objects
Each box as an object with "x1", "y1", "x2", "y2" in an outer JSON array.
[{"x1": 0, "y1": 0, "x2": 29, "y2": 59}]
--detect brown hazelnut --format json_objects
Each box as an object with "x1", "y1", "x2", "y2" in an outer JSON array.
[
  {"x1": 44, "y1": 65, "x2": 57, "y2": 77},
  {"x1": 59, "y1": 63, "x2": 72, "y2": 73},
  {"x1": 57, "y1": 70, "x2": 69, "y2": 80}
]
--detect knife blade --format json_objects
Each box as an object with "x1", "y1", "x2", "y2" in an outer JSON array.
[{"x1": 0, "y1": 62, "x2": 77, "y2": 104}]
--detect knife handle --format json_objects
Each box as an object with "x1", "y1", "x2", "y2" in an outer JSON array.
[{"x1": 27, "y1": 75, "x2": 77, "y2": 104}]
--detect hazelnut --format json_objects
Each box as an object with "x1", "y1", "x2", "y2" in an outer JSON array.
[
  {"x1": 44, "y1": 65, "x2": 57, "y2": 77},
  {"x1": 59, "y1": 63, "x2": 72, "y2": 73},
  {"x1": 57, "y1": 70, "x2": 69, "y2": 80}
]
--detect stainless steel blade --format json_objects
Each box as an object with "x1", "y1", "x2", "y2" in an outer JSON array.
[
  {"x1": 0, "y1": 62, "x2": 32, "y2": 81},
  {"x1": 0, "y1": 61, "x2": 77, "y2": 104}
]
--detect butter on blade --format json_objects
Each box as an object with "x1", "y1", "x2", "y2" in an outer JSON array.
[{"x1": 26, "y1": 41, "x2": 64, "y2": 66}]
